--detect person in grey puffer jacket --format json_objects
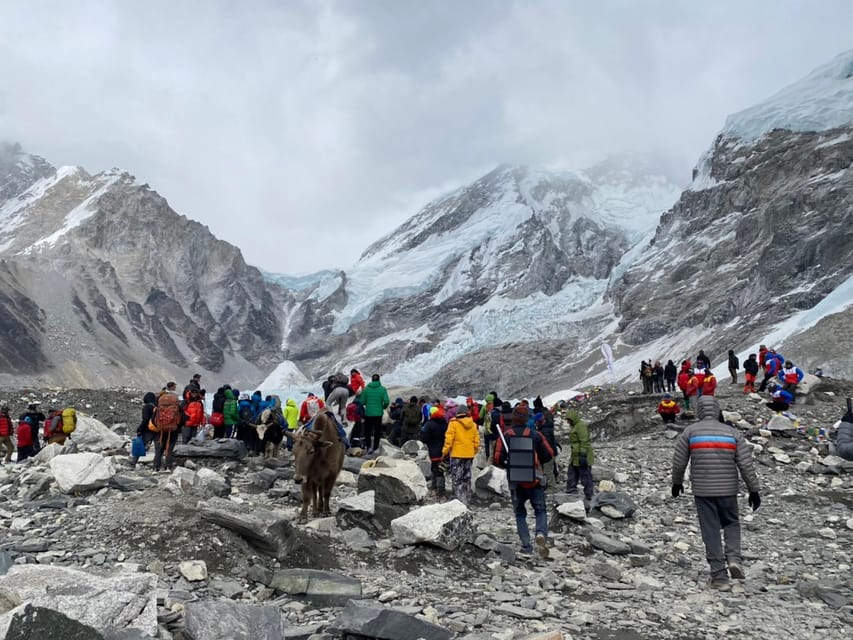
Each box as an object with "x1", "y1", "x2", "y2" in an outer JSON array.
[
  {"x1": 672, "y1": 396, "x2": 761, "y2": 588},
  {"x1": 835, "y1": 401, "x2": 853, "y2": 461}
]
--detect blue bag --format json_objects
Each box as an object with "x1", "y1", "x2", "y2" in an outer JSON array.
[{"x1": 131, "y1": 436, "x2": 146, "y2": 457}]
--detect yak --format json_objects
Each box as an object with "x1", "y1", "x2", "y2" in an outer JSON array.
[{"x1": 292, "y1": 411, "x2": 345, "y2": 523}]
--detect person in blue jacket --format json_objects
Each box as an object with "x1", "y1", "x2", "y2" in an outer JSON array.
[{"x1": 766, "y1": 385, "x2": 794, "y2": 412}]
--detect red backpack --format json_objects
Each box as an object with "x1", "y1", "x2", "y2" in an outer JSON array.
[
  {"x1": 43, "y1": 411, "x2": 62, "y2": 439},
  {"x1": 155, "y1": 393, "x2": 182, "y2": 432}
]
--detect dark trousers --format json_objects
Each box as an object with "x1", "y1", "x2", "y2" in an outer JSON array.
[
  {"x1": 510, "y1": 484, "x2": 548, "y2": 549},
  {"x1": 213, "y1": 425, "x2": 225, "y2": 439},
  {"x1": 665, "y1": 378, "x2": 676, "y2": 392},
  {"x1": 153, "y1": 430, "x2": 178, "y2": 471},
  {"x1": 430, "y1": 459, "x2": 446, "y2": 496},
  {"x1": 694, "y1": 495, "x2": 742, "y2": 580},
  {"x1": 661, "y1": 413, "x2": 677, "y2": 424},
  {"x1": 363, "y1": 415, "x2": 383, "y2": 451},
  {"x1": 758, "y1": 372, "x2": 772, "y2": 392},
  {"x1": 728, "y1": 367, "x2": 738, "y2": 384},
  {"x1": 566, "y1": 464, "x2": 594, "y2": 501}
]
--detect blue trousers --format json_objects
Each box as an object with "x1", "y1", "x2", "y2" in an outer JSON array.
[{"x1": 510, "y1": 484, "x2": 548, "y2": 549}]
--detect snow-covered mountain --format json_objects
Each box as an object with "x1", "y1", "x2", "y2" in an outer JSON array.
[
  {"x1": 267, "y1": 51, "x2": 853, "y2": 395},
  {"x1": 261, "y1": 158, "x2": 682, "y2": 393},
  {"x1": 0, "y1": 142, "x2": 282, "y2": 388}
]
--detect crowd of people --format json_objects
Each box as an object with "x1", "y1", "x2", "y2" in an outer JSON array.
[{"x1": 0, "y1": 403, "x2": 77, "y2": 465}]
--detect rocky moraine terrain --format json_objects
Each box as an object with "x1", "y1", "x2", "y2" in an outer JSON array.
[{"x1": 0, "y1": 377, "x2": 851, "y2": 639}]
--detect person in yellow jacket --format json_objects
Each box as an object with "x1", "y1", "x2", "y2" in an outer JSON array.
[
  {"x1": 284, "y1": 399, "x2": 299, "y2": 451},
  {"x1": 442, "y1": 404, "x2": 480, "y2": 505}
]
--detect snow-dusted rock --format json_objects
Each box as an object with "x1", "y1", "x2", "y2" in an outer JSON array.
[
  {"x1": 49, "y1": 452, "x2": 115, "y2": 493},
  {"x1": 0, "y1": 565, "x2": 157, "y2": 636},
  {"x1": 475, "y1": 465, "x2": 510, "y2": 497},
  {"x1": 72, "y1": 414, "x2": 126, "y2": 451},
  {"x1": 356, "y1": 457, "x2": 428, "y2": 505},
  {"x1": 391, "y1": 500, "x2": 475, "y2": 550}
]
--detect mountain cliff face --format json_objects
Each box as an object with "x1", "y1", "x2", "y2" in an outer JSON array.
[
  {"x1": 0, "y1": 143, "x2": 282, "y2": 388},
  {"x1": 262, "y1": 160, "x2": 682, "y2": 392},
  {"x1": 601, "y1": 51, "x2": 853, "y2": 383}
]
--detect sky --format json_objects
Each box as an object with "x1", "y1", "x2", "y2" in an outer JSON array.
[{"x1": 1, "y1": 1, "x2": 852, "y2": 274}]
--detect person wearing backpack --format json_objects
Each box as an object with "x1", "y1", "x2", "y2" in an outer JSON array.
[
  {"x1": 19, "y1": 404, "x2": 45, "y2": 451},
  {"x1": 237, "y1": 394, "x2": 257, "y2": 452},
  {"x1": 43, "y1": 409, "x2": 64, "y2": 445},
  {"x1": 493, "y1": 404, "x2": 555, "y2": 558},
  {"x1": 152, "y1": 391, "x2": 182, "y2": 472},
  {"x1": 222, "y1": 388, "x2": 240, "y2": 439},
  {"x1": 565, "y1": 407, "x2": 595, "y2": 503},
  {"x1": 0, "y1": 406, "x2": 14, "y2": 464},
  {"x1": 400, "y1": 396, "x2": 423, "y2": 445},
  {"x1": 421, "y1": 405, "x2": 448, "y2": 499},
  {"x1": 130, "y1": 392, "x2": 157, "y2": 467},
  {"x1": 16, "y1": 416, "x2": 37, "y2": 462}
]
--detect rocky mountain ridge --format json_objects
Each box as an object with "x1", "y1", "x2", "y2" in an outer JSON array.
[{"x1": 0, "y1": 142, "x2": 282, "y2": 388}]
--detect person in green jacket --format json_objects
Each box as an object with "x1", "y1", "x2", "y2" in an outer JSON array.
[
  {"x1": 359, "y1": 374, "x2": 390, "y2": 454},
  {"x1": 565, "y1": 408, "x2": 595, "y2": 502},
  {"x1": 223, "y1": 389, "x2": 240, "y2": 439}
]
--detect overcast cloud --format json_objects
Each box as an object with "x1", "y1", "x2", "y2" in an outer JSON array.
[{"x1": 1, "y1": 1, "x2": 851, "y2": 273}]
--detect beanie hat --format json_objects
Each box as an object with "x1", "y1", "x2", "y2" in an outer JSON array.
[
  {"x1": 456, "y1": 404, "x2": 469, "y2": 416},
  {"x1": 485, "y1": 393, "x2": 495, "y2": 405},
  {"x1": 429, "y1": 406, "x2": 445, "y2": 419},
  {"x1": 512, "y1": 405, "x2": 529, "y2": 426}
]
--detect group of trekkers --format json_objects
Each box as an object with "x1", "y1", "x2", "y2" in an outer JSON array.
[
  {"x1": 646, "y1": 346, "x2": 806, "y2": 421},
  {"x1": 0, "y1": 403, "x2": 78, "y2": 465}
]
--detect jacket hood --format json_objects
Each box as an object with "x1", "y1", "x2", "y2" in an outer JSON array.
[
  {"x1": 452, "y1": 416, "x2": 476, "y2": 430},
  {"x1": 365, "y1": 380, "x2": 383, "y2": 389},
  {"x1": 696, "y1": 396, "x2": 721, "y2": 420},
  {"x1": 224, "y1": 389, "x2": 236, "y2": 400},
  {"x1": 564, "y1": 408, "x2": 580, "y2": 424},
  {"x1": 143, "y1": 392, "x2": 157, "y2": 405},
  {"x1": 286, "y1": 398, "x2": 297, "y2": 408}
]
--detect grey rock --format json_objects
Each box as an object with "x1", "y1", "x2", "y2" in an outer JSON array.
[
  {"x1": 590, "y1": 491, "x2": 637, "y2": 519},
  {"x1": 356, "y1": 458, "x2": 428, "y2": 505},
  {"x1": 50, "y1": 453, "x2": 116, "y2": 493},
  {"x1": 391, "y1": 500, "x2": 476, "y2": 550},
  {"x1": 173, "y1": 439, "x2": 248, "y2": 460},
  {"x1": 328, "y1": 599, "x2": 452, "y2": 640},
  {"x1": 494, "y1": 603, "x2": 543, "y2": 620},
  {"x1": 0, "y1": 554, "x2": 12, "y2": 578},
  {"x1": 183, "y1": 599, "x2": 282, "y2": 640},
  {"x1": 0, "y1": 565, "x2": 157, "y2": 636},
  {"x1": 270, "y1": 568, "x2": 362, "y2": 605},
  {"x1": 586, "y1": 530, "x2": 632, "y2": 555},
  {"x1": 342, "y1": 456, "x2": 365, "y2": 474},
  {"x1": 0, "y1": 602, "x2": 105, "y2": 640}
]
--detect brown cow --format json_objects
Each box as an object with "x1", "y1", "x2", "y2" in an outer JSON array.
[{"x1": 292, "y1": 412, "x2": 345, "y2": 523}]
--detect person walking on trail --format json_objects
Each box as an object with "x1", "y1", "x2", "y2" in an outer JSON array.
[
  {"x1": 671, "y1": 396, "x2": 761, "y2": 590},
  {"x1": 743, "y1": 354, "x2": 759, "y2": 394},
  {"x1": 727, "y1": 350, "x2": 739, "y2": 385},
  {"x1": 442, "y1": 404, "x2": 479, "y2": 505},
  {"x1": 565, "y1": 407, "x2": 594, "y2": 503},
  {"x1": 359, "y1": 374, "x2": 390, "y2": 454}
]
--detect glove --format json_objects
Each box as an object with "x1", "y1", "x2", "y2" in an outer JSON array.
[
  {"x1": 748, "y1": 491, "x2": 761, "y2": 511},
  {"x1": 671, "y1": 484, "x2": 684, "y2": 498},
  {"x1": 578, "y1": 454, "x2": 589, "y2": 468}
]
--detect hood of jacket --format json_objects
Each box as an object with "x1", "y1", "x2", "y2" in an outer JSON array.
[
  {"x1": 224, "y1": 389, "x2": 236, "y2": 401},
  {"x1": 364, "y1": 380, "x2": 383, "y2": 391},
  {"x1": 451, "y1": 416, "x2": 477, "y2": 430},
  {"x1": 696, "y1": 395, "x2": 720, "y2": 420},
  {"x1": 286, "y1": 398, "x2": 297, "y2": 408},
  {"x1": 143, "y1": 392, "x2": 157, "y2": 405}
]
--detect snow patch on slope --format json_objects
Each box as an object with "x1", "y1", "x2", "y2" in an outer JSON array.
[{"x1": 258, "y1": 360, "x2": 311, "y2": 389}]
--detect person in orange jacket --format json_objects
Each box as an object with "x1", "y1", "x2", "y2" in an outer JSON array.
[
  {"x1": 684, "y1": 370, "x2": 699, "y2": 409},
  {"x1": 701, "y1": 372, "x2": 718, "y2": 397},
  {"x1": 657, "y1": 394, "x2": 681, "y2": 424}
]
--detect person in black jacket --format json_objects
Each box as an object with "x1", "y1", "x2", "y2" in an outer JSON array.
[
  {"x1": 664, "y1": 360, "x2": 678, "y2": 393},
  {"x1": 727, "y1": 350, "x2": 740, "y2": 385},
  {"x1": 130, "y1": 392, "x2": 157, "y2": 467},
  {"x1": 19, "y1": 404, "x2": 46, "y2": 452},
  {"x1": 742, "y1": 354, "x2": 759, "y2": 394},
  {"x1": 420, "y1": 406, "x2": 448, "y2": 499}
]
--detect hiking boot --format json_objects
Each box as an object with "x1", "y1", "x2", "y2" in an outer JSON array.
[
  {"x1": 728, "y1": 564, "x2": 745, "y2": 580},
  {"x1": 535, "y1": 534, "x2": 550, "y2": 560},
  {"x1": 519, "y1": 546, "x2": 533, "y2": 556},
  {"x1": 709, "y1": 578, "x2": 731, "y2": 591}
]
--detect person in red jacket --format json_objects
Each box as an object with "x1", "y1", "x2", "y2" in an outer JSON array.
[
  {"x1": 656, "y1": 394, "x2": 681, "y2": 424},
  {"x1": 684, "y1": 370, "x2": 700, "y2": 410},
  {"x1": 677, "y1": 367, "x2": 692, "y2": 409},
  {"x1": 16, "y1": 416, "x2": 37, "y2": 462},
  {"x1": 0, "y1": 406, "x2": 14, "y2": 463},
  {"x1": 349, "y1": 369, "x2": 366, "y2": 396},
  {"x1": 182, "y1": 390, "x2": 206, "y2": 444},
  {"x1": 701, "y1": 372, "x2": 718, "y2": 397},
  {"x1": 758, "y1": 345, "x2": 768, "y2": 368},
  {"x1": 299, "y1": 393, "x2": 326, "y2": 424}
]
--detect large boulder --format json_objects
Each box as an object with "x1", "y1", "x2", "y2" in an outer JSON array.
[
  {"x1": 49, "y1": 453, "x2": 116, "y2": 493},
  {"x1": 765, "y1": 415, "x2": 798, "y2": 435},
  {"x1": 0, "y1": 603, "x2": 105, "y2": 640},
  {"x1": 329, "y1": 600, "x2": 451, "y2": 640},
  {"x1": 72, "y1": 414, "x2": 126, "y2": 452},
  {"x1": 0, "y1": 565, "x2": 157, "y2": 636},
  {"x1": 390, "y1": 500, "x2": 476, "y2": 550},
  {"x1": 183, "y1": 599, "x2": 282, "y2": 640},
  {"x1": 270, "y1": 569, "x2": 362, "y2": 605},
  {"x1": 335, "y1": 491, "x2": 407, "y2": 538},
  {"x1": 585, "y1": 530, "x2": 632, "y2": 555},
  {"x1": 474, "y1": 465, "x2": 510, "y2": 497},
  {"x1": 173, "y1": 439, "x2": 248, "y2": 460},
  {"x1": 356, "y1": 458, "x2": 428, "y2": 505},
  {"x1": 196, "y1": 497, "x2": 336, "y2": 567}
]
